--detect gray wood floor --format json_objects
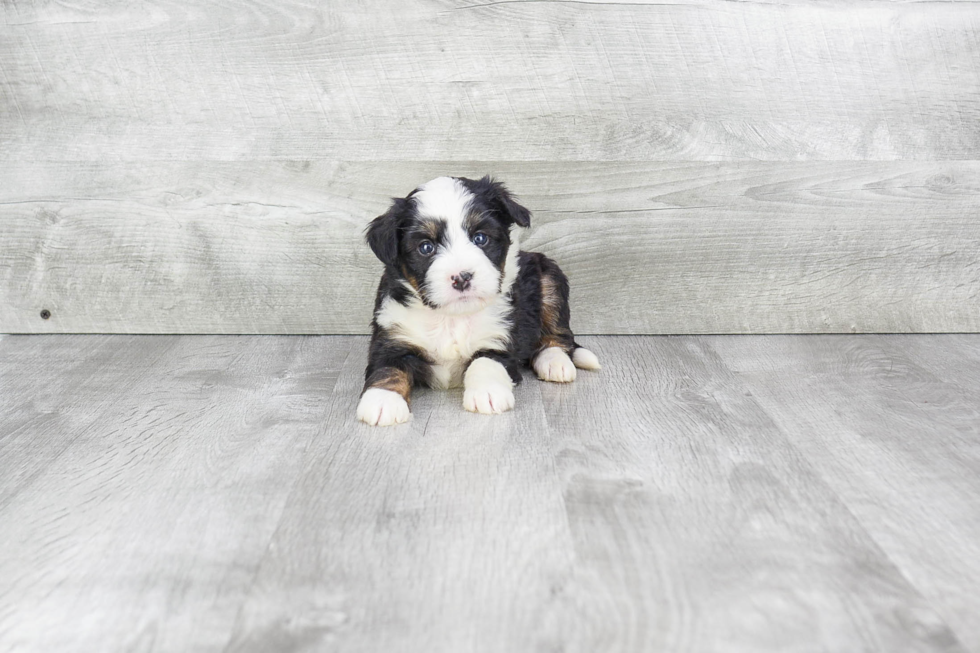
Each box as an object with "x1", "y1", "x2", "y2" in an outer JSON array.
[{"x1": 1, "y1": 334, "x2": 978, "y2": 653}]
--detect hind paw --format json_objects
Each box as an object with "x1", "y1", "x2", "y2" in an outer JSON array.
[
  {"x1": 534, "y1": 347, "x2": 577, "y2": 383},
  {"x1": 572, "y1": 348, "x2": 601, "y2": 370}
]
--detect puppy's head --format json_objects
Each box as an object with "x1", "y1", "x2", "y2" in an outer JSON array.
[{"x1": 366, "y1": 176, "x2": 530, "y2": 314}]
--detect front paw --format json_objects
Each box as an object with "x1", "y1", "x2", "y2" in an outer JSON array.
[
  {"x1": 357, "y1": 388, "x2": 411, "y2": 426},
  {"x1": 463, "y1": 357, "x2": 516, "y2": 414},
  {"x1": 463, "y1": 383, "x2": 515, "y2": 414},
  {"x1": 534, "y1": 347, "x2": 577, "y2": 383}
]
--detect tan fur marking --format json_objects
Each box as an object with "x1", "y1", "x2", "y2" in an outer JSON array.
[
  {"x1": 422, "y1": 220, "x2": 441, "y2": 239},
  {"x1": 540, "y1": 274, "x2": 562, "y2": 333},
  {"x1": 538, "y1": 272, "x2": 575, "y2": 354},
  {"x1": 538, "y1": 334, "x2": 567, "y2": 351},
  {"x1": 401, "y1": 264, "x2": 421, "y2": 292},
  {"x1": 368, "y1": 367, "x2": 411, "y2": 402},
  {"x1": 463, "y1": 209, "x2": 489, "y2": 232}
]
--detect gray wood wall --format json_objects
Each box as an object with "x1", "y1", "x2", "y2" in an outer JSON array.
[{"x1": 2, "y1": 0, "x2": 978, "y2": 334}]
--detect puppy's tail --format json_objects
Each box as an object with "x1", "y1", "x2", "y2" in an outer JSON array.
[{"x1": 571, "y1": 346, "x2": 601, "y2": 371}]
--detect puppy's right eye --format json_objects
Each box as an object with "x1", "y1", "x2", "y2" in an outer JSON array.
[{"x1": 418, "y1": 241, "x2": 435, "y2": 256}]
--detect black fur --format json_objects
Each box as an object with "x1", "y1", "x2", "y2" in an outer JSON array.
[
  {"x1": 459, "y1": 176, "x2": 531, "y2": 228},
  {"x1": 363, "y1": 327, "x2": 433, "y2": 392},
  {"x1": 510, "y1": 250, "x2": 579, "y2": 358},
  {"x1": 365, "y1": 197, "x2": 411, "y2": 268}
]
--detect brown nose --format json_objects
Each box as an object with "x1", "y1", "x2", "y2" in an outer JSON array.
[{"x1": 451, "y1": 271, "x2": 473, "y2": 292}]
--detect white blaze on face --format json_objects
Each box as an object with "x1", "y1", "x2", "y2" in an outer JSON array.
[{"x1": 413, "y1": 177, "x2": 504, "y2": 314}]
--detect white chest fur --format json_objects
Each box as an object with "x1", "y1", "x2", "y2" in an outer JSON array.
[{"x1": 376, "y1": 295, "x2": 512, "y2": 389}]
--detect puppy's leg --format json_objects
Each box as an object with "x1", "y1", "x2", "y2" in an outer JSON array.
[
  {"x1": 533, "y1": 257, "x2": 600, "y2": 382},
  {"x1": 357, "y1": 366, "x2": 412, "y2": 426},
  {"x1": 463, "y1": 352, "x2": 518, "y2": 415},
  {"x1": 358, "y1": 335, "x2": 430, "y2": 427}
]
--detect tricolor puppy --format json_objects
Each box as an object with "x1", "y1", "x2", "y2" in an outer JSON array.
[{"x1": 356, "y1": 176, "x2": 600, "y2": 426}]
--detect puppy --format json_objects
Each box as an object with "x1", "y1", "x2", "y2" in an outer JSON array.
[{"x1": 356, "y1": 176, "x2": 600, "y2": 426}]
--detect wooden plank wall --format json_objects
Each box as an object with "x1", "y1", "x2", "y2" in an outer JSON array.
[{"x1": 1, "y1": 0, "x2": 978, "y2": 334}]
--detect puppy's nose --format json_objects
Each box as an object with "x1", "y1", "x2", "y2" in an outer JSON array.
[{"x1": 451, "y1": 270, "x2": 473, "y2": 292}]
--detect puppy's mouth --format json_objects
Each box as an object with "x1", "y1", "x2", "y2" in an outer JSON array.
[
  {"x1": 446, "y1": 291, "x2": 488, "y2": 305},
  {"x1": 437, "y1": 289, "x2": 494, "y2": 312}
]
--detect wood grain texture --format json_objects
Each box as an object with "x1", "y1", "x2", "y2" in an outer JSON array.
[
  {"x1": 1, "y1": 0, "x2": 979, "y2": 161},
  {"x1": 0, "y1": 335, "x2": 178, "y2": 508},
  {"x1": 0, "y1": 334, "x2": 354, "y2": 651},
  {"x1": 224, "y1": 337, "x2": 575, "y2": 653},
  {"x1": 713, "y1": 335, "x2": 980, "y2": 651},
  {"x1": 2, "y1": 334, "x2": 977, "y2": 652},
  {"x1": 2, "y1": 161, "x2": 978, "y2": 334},
  {"x1": 537, "y1": 336, "x2": 964, "y2": 652}
]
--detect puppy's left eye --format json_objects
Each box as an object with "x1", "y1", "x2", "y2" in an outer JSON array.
[{"x1": 472, "y1": 232, "x2": 489, "y2": 247}]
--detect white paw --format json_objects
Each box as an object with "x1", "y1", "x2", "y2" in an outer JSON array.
[
  {"x1": 464, "y1": 384, "x2": 515, "y2": 414},
  {"x1": 534, "y1": 347, "x2": 577, "y2": 383},
  {"x1": 463, "y1": 357, "x2": 516, "y2": 415},
  {"x1": 356, "y1": 388, "x2": 411, "y2": 426},
  {"x1": 572, "y1": 347, "x2": 601, "y2": 370}
]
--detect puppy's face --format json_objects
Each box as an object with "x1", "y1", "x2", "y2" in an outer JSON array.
[{"x1": 367, "y1": 176, "x2": 530, "y2": 314}]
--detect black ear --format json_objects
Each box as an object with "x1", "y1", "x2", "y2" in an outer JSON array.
[
  {"x1": 365, "y1": 198, "x2": 407, "y2": 266},
  {"x1": 472, "y1": 176, "x2": 531, "y2": 228}
]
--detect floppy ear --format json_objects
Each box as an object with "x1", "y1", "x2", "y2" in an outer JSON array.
[
  {"x1": 365, "y1": 198, "x2": 407, "y2": 266},
  {"x1": 480, "y1": 176, "x2": 531, "y2": 228}
]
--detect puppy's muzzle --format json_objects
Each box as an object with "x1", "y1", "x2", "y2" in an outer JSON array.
[{"x1": 451, "y1": 271, "x2": 473, "y2": 292}]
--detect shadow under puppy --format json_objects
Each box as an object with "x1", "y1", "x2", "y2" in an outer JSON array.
[{"x1": 357, "y1": 176, "x2": 600, "y2": 426}]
